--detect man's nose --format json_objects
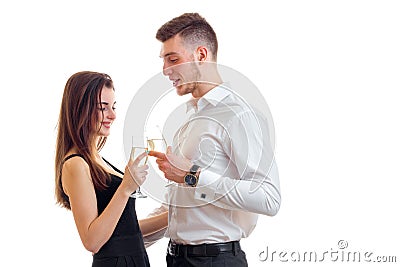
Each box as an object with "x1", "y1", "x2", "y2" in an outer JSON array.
[{"x1": 163, "y1": 63, "x2": 172, "y2": 76}]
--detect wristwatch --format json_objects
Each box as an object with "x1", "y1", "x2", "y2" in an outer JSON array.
[{"x1": 184, "y1": 165, "x2": 200, "y2": 187}]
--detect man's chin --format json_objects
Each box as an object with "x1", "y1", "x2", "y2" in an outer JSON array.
[
  {"x1": 175, "y1": 85, "x2": 187, "y2": 96},
  {"x1": 175, "y1": 83, "x2": 196, "y2": 96}
]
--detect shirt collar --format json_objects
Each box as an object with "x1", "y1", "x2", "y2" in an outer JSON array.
[{"x1": 185, "y1": 83, "x2": 232, "y2": 113}]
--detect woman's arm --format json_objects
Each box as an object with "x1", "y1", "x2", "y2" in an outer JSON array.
[
  {"x1": 62, "y1": 156, "x2": 143, "y2": 254},
  {"x1": 139, "y1": 210, "x2": 168, "y2": 237}
]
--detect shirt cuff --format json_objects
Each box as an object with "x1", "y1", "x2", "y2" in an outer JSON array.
[{"x1": 194, "y1": 168, "x2": 220, "y2": 203}]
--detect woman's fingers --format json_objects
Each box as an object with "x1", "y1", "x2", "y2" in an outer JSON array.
[{"x1": 133, "y1": 151, "x2": 148, "y2": 166}]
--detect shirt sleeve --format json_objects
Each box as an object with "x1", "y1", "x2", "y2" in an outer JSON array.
[{"x1": 194, "y1": 110, "x2": 281, "y2": 216}]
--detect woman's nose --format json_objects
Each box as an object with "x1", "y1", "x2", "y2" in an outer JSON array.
[{"x1": 107, "y1": 109, "x2": 116, "y2": 120}]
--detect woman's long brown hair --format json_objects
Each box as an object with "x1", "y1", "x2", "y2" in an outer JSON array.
[{"x1": 55, "y1": 71, "x2": 114, "y2": 209}]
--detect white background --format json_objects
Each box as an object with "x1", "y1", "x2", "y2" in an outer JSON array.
[{"x1": 1, "y1": 0, "x2": 399, "y2": 266}]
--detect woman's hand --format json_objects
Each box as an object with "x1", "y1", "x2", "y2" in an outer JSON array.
[{"x1": 122, "y1": 152, "x2": 149, "y2": 195}]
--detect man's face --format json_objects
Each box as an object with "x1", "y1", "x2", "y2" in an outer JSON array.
[{"x1": 160, "y1": 35, "x2": 201, "y2": 96}]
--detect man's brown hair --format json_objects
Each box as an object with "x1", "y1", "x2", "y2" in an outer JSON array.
[{"x1": 156, "y1": 13, "x2": 218, "y2": 60}]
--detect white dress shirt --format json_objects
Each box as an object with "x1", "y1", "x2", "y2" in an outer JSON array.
[{"x1": 165, "y1": 83, "x2": 281, "y2": 245}]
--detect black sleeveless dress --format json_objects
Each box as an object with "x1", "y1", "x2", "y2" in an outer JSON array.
[{"x1": 62, "y1": 154, "x2": 150, "y2": 267}]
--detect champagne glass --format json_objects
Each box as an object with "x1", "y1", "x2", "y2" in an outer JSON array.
[
  {"x1": 146, "y1": 126, "x2": 171, "y2": 186},
  {"x1": 147, "y1": 137, "x2": 167, "y2": 155},
  {"x1": 129, "y1": 139, "x2": 148, "y2": 198}
]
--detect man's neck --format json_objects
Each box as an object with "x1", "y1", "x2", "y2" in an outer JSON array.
[{"x1": 192, "y1": 83, "x2": 217, "y2": 98}]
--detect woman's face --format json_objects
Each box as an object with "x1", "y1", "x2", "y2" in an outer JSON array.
[{"x1": 96, "y1": 86, "x2": 116, "y2": 137}]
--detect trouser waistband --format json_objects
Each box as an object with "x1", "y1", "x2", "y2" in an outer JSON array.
[{"x1": 168, "y1": 240, "x2": 241, "y2": 257}]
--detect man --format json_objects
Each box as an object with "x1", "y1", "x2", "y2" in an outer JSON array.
[{"x1": 149, "y1": 13, "x2": 281, "y2": 266}]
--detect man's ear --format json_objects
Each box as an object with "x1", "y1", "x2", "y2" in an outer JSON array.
[{"x1": 196, "y1": 46, "x2": 208, "y2": 62}]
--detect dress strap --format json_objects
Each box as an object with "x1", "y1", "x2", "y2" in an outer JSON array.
[
  {"x1": 63, "y1": 153, "x2": 85, "y2": 163},
  {"x1": 60, "y1": 153, "x2": 85, "y2": 177},
  {"x1": 102, "y1": 157, "x2": 124, "y2": 175},
  {"x1": 59, "y1": 154, "x2": 86, "y2": 207}
]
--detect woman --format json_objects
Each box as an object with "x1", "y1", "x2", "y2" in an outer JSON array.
[{"x1": 55, "y1": 71, "x2": 167, "y2": 266}]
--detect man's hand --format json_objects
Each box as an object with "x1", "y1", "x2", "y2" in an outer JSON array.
[{"x1": 148, "y1": 146, "x2": 192, "y2": 183}]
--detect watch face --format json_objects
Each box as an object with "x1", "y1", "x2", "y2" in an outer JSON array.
[{"x1": 185, "y1": 174, "x2": 197, "y2": 186}]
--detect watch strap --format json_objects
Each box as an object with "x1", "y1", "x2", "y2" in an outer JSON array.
[{"x1": 189, "y1": 164, "x2": 200, "y2": 174}]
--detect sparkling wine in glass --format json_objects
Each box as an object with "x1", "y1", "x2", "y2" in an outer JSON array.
[
  {"x1": 129, "y1": 145, "x2": 148, "y2": 198},
  {"x1": 146, "y1": 126, "x2": 172, "y2": 186}
]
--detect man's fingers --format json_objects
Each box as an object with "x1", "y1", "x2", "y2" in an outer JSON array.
[{"x1": 148, "y1": 150, "x2": 166, "y2": 159}]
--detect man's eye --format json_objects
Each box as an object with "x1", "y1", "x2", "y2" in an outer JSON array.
[{"x1": 169, "y1": 58, "x2": 178, "y2": 63}]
